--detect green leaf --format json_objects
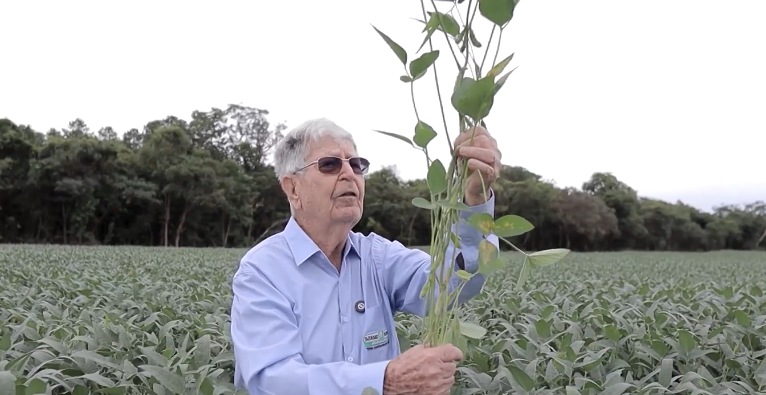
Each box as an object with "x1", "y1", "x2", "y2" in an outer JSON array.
[
  {"x1": 455, "y1": 270, "x2": 472, "y2": 281},
  {"x1": 198, "y1": 377, "x2": 214, "y2": 395},
  {"x1": 480, "y1": 257, "x2": 504, "y2": 275},
  {"x1": 528, "y1": 248, "x2": 570, "y2": 268},
  {"x1": 426, "y1": 159, "x2": 448, "y2": 196},
  {"x1": 72, "y1": 386, "x2": 88, "y2": 395},
  {"x1": 493, "y1": 215, "x2": 534, "y2": 237},
  {"x1": 678, "y1": 330, "x2": 696, "y2": 353},
  {"x1": 409, "y1": 50, "x2": 440, "y2": 80},
  {"x1": 80, "y1": 373, "x2": 116, "y2": 387},
  {"x1": 604, "y1": 324, "x2": 621, "y2": 342},
  {"x1": 733, "y1": 310, "x2": 751, "y2": 327},
  {"x1": 494, "y1": 68, "x2": 516, "y2": 95},
  {"x1": 373, "y1": 130, "x2": 414, "y2": 147},
  {"x1": 566, "y1": 387, "x2": 582, "y2": 395},
  {"x1": 451, "y1": 76, "x2": 496, "y2": 121},
  {"x1": 478, "y1": 239, "x2": 499, "y2": 275},
  {"x1": 0, "y1": 372, "x2": 16, "y2": 395},
  {"x1": 507, "y1": 364, "x2": 535, "y2": 391},
  {"x1": 139, "y1": 365, "x2": 186, "y2": 394},
  {"x1": 534, "y1": 318, "x2": 551, "y2": 338},
  {"x1": 0, "y1": 330, "x2": 10, "y2": 351},
  {"x1": 428, "y1": 11, "x2": 461, "y2": 36},
  {"x1": 516, "y1": 256, "x2": 531, "y2": 287},
  {"x1": 459, "y1": 320, "x2": 486, "y2": 339},
  {"x1": 371, "y1": 25, "x2": 407, "y2": 65},
  {"x1": 25, "y1": 378, "x2": 46, "y2": 395},
  {"x1": 466, "y1": 213, "x2": 494, "y2": 235},
  {"x1": 193, "y1": 334, "x2": 211, "y2": 369},
  {"x1": 478, "y1": 0, "x2": 518, "y2": 27},
  {"x1": 361, "y1": 388, "x2": 380, "y2": 395},
  {"x1": 488, "y1": 53, "x2": 514, "y2": 77},
  {"x1": 412, "y1": 197, "x2": 434, "y2": 210},
  {"x1": 399, "y1": 75, "x2": 413, "y2": 83},
  {"x1": 413, "y1": 121, "x2": 437, "y2": 148}
]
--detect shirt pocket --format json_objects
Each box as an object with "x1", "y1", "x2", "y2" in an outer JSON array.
[{"x1": 359, "y1": 301, "x2": 397, "y2": 363}]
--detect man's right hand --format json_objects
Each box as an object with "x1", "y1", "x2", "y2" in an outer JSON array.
[{"x1": 382, "y1": 344, "x2": 463, "y2": 395}]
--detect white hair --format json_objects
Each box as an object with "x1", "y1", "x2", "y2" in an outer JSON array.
[{"x1": 273, "y1": 118, "x2": 357, "y2": 180}]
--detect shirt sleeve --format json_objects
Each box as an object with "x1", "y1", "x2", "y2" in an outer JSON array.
[
  {"x1": 372, "y1": 189, "x2": 499, "y2": 316},
  {"x1": 230, "y1": 268, "x2": 390, "y2": 395}
]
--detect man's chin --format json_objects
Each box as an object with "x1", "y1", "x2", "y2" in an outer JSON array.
[{"x1": 333, "y1": 207, "x2": 362, "y2": 225}]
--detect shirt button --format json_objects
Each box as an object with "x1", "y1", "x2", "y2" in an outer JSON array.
[
  {"x1": 342, "y1": 316, "x2": 349, "y2": 323},
  {"x1": 347, "y1": 357, "x2": 353, "y2": 362}
]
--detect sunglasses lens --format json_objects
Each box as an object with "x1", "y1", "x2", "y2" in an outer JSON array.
[
  {"x1": 317, "y1": 157, "x2": 343, "y2": 173},
  {"x1": 350, "y1": 157, "x2": 370, "y2": 174}
]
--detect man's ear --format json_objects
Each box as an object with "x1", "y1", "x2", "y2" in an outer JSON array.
[{"x1": 281, "y1": 175, "x2": 300, "y2": 208}]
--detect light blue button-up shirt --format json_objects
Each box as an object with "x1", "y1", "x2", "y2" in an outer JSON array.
[{"x1": 230, "y1": 192, "x2": 498, "y2": 395}]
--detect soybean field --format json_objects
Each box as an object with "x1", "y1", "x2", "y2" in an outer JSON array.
[{"x1": 1, "y1": 244, "x2": 765, "y2": 394}]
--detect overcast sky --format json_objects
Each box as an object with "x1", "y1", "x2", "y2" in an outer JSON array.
[{"x1": 2, "y1": 0, "x2": 764, "y2": 212}]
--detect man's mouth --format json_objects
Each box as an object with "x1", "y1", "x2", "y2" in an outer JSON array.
[{"x1": 338, "y1": 192, "x2": 357, "y2": 198}]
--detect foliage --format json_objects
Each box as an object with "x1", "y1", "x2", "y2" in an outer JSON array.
[
  {"x1": 1, "y1": 116, "x2": 765, "y2": 252},
  {"x1": 370, "y1": 0, "x2": 572, "y2": 358},
  {"x1": 2, "y1": 245, "x2": 766, "y2": 394}
]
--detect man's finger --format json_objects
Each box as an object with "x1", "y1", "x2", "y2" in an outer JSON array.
[
  {"x1": 434, "y1": 344, "x2": 463, "y2": 362},
  {"x1": 466, "y1": 158, "x2": 495, "y2": 178},
  {"x1": 458, "y1": 146, "x2": 496, "y2": 166},
  {"x1": 454, "y1": 126, "x2": 489, "y2": 146},
  {"x1": 439, "y1": 362, "x2": 457, "y2": 376}
]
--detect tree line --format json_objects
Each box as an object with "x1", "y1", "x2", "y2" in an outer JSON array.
[{"x1": 1, "y1": 104, "x2": 764, "y2": 252}]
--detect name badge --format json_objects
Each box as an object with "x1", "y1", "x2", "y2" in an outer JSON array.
[{"x1": 363, "y1": 329, "x2": 389, "y2": 350}]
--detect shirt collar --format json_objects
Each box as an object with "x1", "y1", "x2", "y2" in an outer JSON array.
[{"x1": 283, "y1": 217, "x2": 360, "y2": 266}]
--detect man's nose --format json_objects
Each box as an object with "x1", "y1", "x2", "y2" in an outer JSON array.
[{"x1": 338, "y1": 160, "x2": 355, "y2": 179}]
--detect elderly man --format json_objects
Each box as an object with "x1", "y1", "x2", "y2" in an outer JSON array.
[{"x1": 230, "y1": 118, "x2": 502, "y2": 395}]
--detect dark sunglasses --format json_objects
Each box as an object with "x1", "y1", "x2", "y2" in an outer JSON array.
[{"x1": 298, "y1": 156, "x2": 370, "y2": 175}]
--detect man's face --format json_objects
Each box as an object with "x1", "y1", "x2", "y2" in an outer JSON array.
[{"x1": 285, "y1": 136, "x2": 367, "y2": 226}]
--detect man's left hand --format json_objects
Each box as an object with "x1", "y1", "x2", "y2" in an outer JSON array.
[{"x1": 453, "y1": 126, "x2": 502, "y2": 206}]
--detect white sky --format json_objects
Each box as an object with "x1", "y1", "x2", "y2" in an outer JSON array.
[{"x1": 1, "y1": 0, "x2": 764, "y2": 212}]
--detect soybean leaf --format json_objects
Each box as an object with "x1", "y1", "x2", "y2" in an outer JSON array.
[
  {"x1": 494, "y1": 67, "x2": 517, "y2": 95},
  {"x1": 25, "y1": 378, "x2": 46, "y2": 395},
  {"x1": 399, "y1": 75, "x2": 412, "y2": 83},
  {"x1": 459, "y1": 320, "x2": 486, "y2": 339},
  {"x1": 0, "y1": 372, "x2": 16, "y2": 395},
  {"x1": 507, "y1": 365, "x2": 535, "y2": 391},
  {"x1": 528, "y1": 248, "x2": 570, "y2": 268},
  {"x1": 409, "y1": 50, "x2": 440, "y2": 80},
  {"x1": 412, "y1": 197, "x2": 435, "y2": 210},
  {"x1": 413, "y1": 121, "x2": 437, "y2": 148},
  {"x1": 478, "y1": 0, "x2": 518, "y2": 27},
  {"x1": 362, "y1": 388, "x2": 380, "y2": 395},
  {"x1": 516, "y1": 256, "x2": 531, "y2": 287},
  {"x1": 428, "y1": 11, "x2": 461, "y2": 36},
  {"x1": 371, "y1": 25, "x2": 407, "y2": 65},
  {"x1": 139, "y1": 365, "x2": 185, "y2": 394},
  {"x1": 488, "y1": 53, "x2": 514, "y2": 77},
  {"x1": 478, "y1": 239, "x2": 498, "y2": 267},
  {"x1": 466, "y1": 213, "x2": 494, "y2": 235},
  {"x1": 493, "y1": 215, "x2": 534, "y2": 237},
  {"x1": 193, "y1": 334, "x2": 211, "y2": 369},
  {"x1": 451, "y1": 76, "x2": 496, "y2": 121},
  {"x1": 427, "y1": 160, "x2": 448, "y2": 196},
  {"x1": 418, "y1": 12, "x2": 460, "y2": 52},
  {"x1": 678, "y1": 330, "x2": 695, "y2": 354},
  {"x1": 373, "y1": 130, "x2": 414, "y2": 147}
]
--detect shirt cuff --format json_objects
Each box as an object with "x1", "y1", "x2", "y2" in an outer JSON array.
[{"x1": 349, "y1": 360, "x2": 390, "y2": 395}]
